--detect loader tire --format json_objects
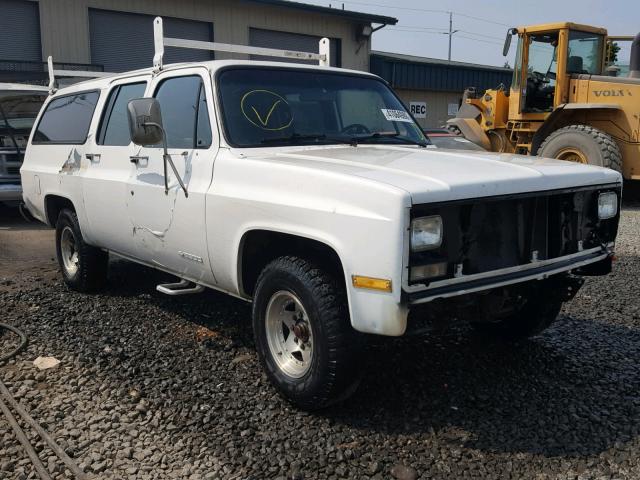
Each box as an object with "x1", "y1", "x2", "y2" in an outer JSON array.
[{"x1": 538, "y1": 124, "x2": 622, "y2": 173}]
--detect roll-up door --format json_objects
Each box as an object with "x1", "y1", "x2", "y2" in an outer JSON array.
[
  {"x1": 89, "y1": 9, "x2": 213, "y2": 72},
  {"x1": 0, "y1": 0, "x2": 41, "y2": 61},
  {"x1": 249, "y1": 28, "x2": 341, "y2": 67}
]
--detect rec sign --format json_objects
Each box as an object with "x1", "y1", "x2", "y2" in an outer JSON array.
[{"x1": 409, "y1": 102, "x2": 427, "y2": 118}]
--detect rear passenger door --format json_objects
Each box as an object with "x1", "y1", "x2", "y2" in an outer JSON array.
[
  {"x1": 82, "y1": 76, "x2": 149, "y2": 256},
  {"x1": 125, "y1": 68, "x2": 217, "y2": 283}
]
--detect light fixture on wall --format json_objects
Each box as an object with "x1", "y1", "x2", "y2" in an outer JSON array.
[{"x1": 356, "y1": 24, "x2": 373, "y2": 41}]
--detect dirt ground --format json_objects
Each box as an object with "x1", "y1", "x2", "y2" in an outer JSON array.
[{"x1": 0, "y1": 206, "x2": 57, "y2": 291}]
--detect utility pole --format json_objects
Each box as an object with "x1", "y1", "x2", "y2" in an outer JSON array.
[{"x1": 446, "y1": 11, "x2": 459, "y2": 62}]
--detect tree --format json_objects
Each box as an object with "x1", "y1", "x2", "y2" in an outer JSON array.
[{"x1": 606, "y1": 41, "x2": 621, "y2": 65}]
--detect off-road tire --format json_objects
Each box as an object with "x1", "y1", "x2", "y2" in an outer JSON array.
[
  {"x1": 471, "y1": 282, "x2": 563, "y2": 340},
  {"x1": 252, "y1": 256, "x2": 361, "y2": 410},
  {"x1": 538, "y1": 124, "x2": 622, "y2": 173},
  {"x1": 55, "y1": 208, "x2": 108, "y2": 292}
]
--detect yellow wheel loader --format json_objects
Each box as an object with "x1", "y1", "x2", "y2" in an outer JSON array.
[{"x1": 448, "y1": 23, "x2": 640, "y2": 178}]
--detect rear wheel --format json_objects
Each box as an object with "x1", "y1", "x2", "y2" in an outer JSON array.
[
  {"x1": 252, "y1": 256, "x2": 361, "y2": 410},
  {"x1": 538, "y1": 124, "x2": 622, "y2": 173},
  {"x1": 55, "y1": 209, "x2": 108, "y2": 292}
]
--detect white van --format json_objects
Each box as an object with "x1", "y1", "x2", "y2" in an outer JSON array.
[{"x1": 21, "y1": 18, "x2": 622, "y2": 409}]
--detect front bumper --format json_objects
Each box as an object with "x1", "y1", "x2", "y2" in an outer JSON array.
[
  {"x1": 0, "y1": 182, "x2": 22, "y2": 202},
  {"x1": 404, "y1": 244, "x2": 612, "y2": 305}
]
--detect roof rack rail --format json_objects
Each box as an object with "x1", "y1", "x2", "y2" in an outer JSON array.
[
  {"x1": 152, "y1": 16, "x2": 331, "y2": 72},
  {"x1": 47, "y1": 56, "x2": 114, "y2": 94}
]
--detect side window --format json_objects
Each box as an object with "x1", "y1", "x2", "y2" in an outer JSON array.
[
  {"x1": 154, "y1": 75, "x2": 212, "y2": 149},
  {"x1": 195, "y1": 85, "x2": 212, "y2": 148},
  {"x1": 98, "y1": 82, "x2": 147, "y2": 146},
  {"x1": 33, "y1": 91, "x2": 100, "y2": 144}
]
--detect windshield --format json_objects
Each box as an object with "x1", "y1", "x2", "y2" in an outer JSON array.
[
  {"x1": 218, "y1": 68, "x2": 427, "y2": 148},
  {"x1": 0, "y1": 94, "x2": 46, "y2": 131}
]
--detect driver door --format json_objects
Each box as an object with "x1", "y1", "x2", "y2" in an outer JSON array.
[
  {"x1": 521, "y1": 32, "x2": 559, "y2": 113},
  {"x1": 125, "y1": 67, "x2": 218, "y2": 285}
]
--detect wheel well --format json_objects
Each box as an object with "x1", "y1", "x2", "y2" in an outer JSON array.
[
  {"x1": 44, "y1": 195, "x2": 75, "y2": 226},
  {"x1": 239, "y1": 230, "x2": 345, "y2": 298}
]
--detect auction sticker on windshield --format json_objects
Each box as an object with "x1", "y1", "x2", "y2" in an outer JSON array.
[{"x1": 381, "y1": 109, "x2": 413, "y2": 123}]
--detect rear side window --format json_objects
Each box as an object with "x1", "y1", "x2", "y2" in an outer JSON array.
[
  {"x1": 154, "y1": 75, "x2": 212, "y2": 149},
  {"x1": 33, "y1": 91, "x2": 100, "y2": 144},
  {"x1": 98, "y1": 82, "x2": 147, "y2": 146}
]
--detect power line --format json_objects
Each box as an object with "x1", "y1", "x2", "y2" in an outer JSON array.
[{"x1": 339, "y1": 0, "x2": 511, "y2": 27}]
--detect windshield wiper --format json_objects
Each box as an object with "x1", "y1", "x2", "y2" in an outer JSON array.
[
  {"x1": 355, "y1": 132, "x2": 428, "y2": 148},
  {"x1": 261, "y1": 133, "x2": 354, "y2": 146}
]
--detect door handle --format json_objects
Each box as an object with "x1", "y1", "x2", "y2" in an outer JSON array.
[
  {"x1": 129, "y1": 155, "x2": 148, "y2": 164},
  {"x1": 85, "y1": 153, "x2": 101, "y2": 162}
]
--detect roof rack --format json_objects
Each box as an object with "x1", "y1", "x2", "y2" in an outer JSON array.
[
  {"x1": 47, "y1": 56, "x2": 114, "y2": 94},
  {"x1": 152, "y1": 16, "x2": 331, "y2": 72}
]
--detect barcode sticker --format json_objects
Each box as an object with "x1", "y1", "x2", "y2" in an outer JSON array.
[{"x1": 381, "y1": 109, "x2": 413, "y2": 123}]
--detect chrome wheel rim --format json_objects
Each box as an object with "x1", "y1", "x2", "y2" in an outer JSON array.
[
  {"x1": 265, "y1": 291, "x2": 313, "y2": 378},
  {"x1": 60, "y1": 226, "x2": 79, "y2": 276}
]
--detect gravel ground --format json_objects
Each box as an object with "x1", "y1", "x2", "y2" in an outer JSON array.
[{"x1": 1, "y1": 203, "x2": 640, "y2": 480}]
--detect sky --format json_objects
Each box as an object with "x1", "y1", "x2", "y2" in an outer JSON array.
[{"x1": 302, "y1": 0, "x2": 640, "y2": 67}]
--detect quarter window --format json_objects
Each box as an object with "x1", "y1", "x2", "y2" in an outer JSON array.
[
  {"x1": 33, "y1": 91, "x2": 100, "y2": 144},
  {"x1": 154, "y1": 75, "x2": 212, "y2": 149},
  {"x1": 98, "y1": 82, "x2": 147, "y2": 146}
]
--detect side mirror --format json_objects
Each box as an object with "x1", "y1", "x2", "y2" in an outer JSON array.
[
  {"x1": 127, "y1": 97, "x2": 164, "y2": 145},
  {"x1": 503, "y1": 28, "x2": 517, "y2": 57}
]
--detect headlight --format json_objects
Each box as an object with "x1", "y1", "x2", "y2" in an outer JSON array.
[
  {"x1": 411, "y1": 215, "x2": 443, "y2": 252},
  {"x1": 598, "y1": 192, "x2": 618, "y2": 219}
]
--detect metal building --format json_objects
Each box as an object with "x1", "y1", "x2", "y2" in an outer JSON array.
[
  {"x1": 0, "y1": 0, "x2": 396, "y2": 82},
  {"x1": 371, "y1": 51, "x2": 513, "y2": 128}
]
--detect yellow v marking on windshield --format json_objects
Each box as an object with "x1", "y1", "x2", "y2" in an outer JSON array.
[{"x1": 252, "y1": 100, "x2": 282, "y2": 127}]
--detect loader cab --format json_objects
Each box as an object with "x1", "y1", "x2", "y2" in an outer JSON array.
[{"x1": 509, "y1": 23, "x2": 606, "y2": 118}]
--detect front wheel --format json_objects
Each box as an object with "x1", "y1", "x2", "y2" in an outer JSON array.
[
  {"x1": 537, "y1": 124, "x2": 622, "y2": 173},
  {"x1": 252, "y1": 256, "x2": 361, "y2": 410}
]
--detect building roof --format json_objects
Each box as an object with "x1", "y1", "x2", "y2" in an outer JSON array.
[
  {"x1": 371, "y1": 50, "x2": 512, "y2": 73},
  {"x1": 244, "y1": 0, "x2": 398, "y2": 25},
  {"x1": 370, "y1": 51, "x2": 513, "y2": 93}
]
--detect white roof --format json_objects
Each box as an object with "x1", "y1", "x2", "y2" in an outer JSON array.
[{"x1": 51, "y1": 59, "x2": 380, "y2": 96}]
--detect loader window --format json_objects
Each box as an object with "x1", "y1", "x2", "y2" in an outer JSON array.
[
  {"x1": 523, "y1": 33, "x2": 558, "y2": 113},
  {"x1": 568, "y1": 31, "x2": 604, "y2": 75}
]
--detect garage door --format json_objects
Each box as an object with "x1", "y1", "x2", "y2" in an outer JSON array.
[
  {"x1": 89, "y1": 9, "x2": 213, "y2": 72},
  {"x1": 249, "y1": 28, "x2": 341, "y2": 67},
  {"x1": 0, "y1": 0, "x2": 41, "y2": 61}
]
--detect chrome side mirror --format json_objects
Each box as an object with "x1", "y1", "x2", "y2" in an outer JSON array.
[{"x1": 127, "y1": 97, "x2": 164, "y2": 145}]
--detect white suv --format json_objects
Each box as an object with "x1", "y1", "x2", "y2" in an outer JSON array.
[{"x1": 21, "y1": 24, "x2": 622, "y2": 409}]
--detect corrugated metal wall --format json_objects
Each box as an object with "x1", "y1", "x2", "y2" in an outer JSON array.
[
  {"x1": 31, "y1": 0, "x2": 369, "y2": 71},
  {"x1": 249, "y1": 28, "x2": 341, "y2": 67},
  {"x1": 88, "y1": 9, "x2": 213, "y2": 72},
  {"x1": 0, "y1": 0, "x2": 41, "y2": 62},
  {"x1": 371, "y1": 54, "x2": 512, "y2": 93}
]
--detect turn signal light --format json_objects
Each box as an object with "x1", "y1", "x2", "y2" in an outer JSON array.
[{"x1": 352, "y1": 275, "x2": 392, "y2": 292}]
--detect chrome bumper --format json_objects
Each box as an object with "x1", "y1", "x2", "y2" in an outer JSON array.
[{"x1": 405, "y1": 245, "x2": 612, "y2": 305}]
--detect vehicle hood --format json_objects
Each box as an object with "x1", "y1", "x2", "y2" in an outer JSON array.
[{"x1": 239, "y1": 145, "x2": 622, "y2": 204}]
